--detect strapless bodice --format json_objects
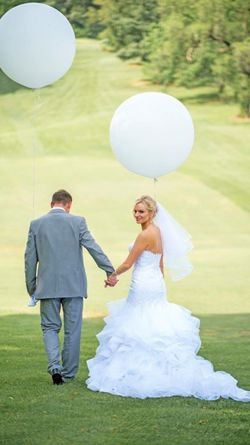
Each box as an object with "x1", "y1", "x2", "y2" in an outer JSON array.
[
  {"x1": 129, "y1": 243, "x2": 162, "y2": 270},
  {"x1": 127, "y1": 245, "x2": 165, "y2": 306},
  {"x1": 135, "y1": 250, "x2": 161, "y2": 269}
]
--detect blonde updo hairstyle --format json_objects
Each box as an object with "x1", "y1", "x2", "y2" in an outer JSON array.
[{"x1": 135, "y1": 195, "x2": 157, "y2": 218}]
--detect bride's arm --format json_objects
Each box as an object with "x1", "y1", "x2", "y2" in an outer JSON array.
[
  {"x1": 110, "y1": 233, "x2": 148, "y2": 278},
  {"x1": 160, "y1": 254, "x2": 164, "y2": 276}
]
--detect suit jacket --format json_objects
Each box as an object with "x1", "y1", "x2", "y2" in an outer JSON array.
[{"x1": 24, "y1": 208, "x2": 114, "y2": 299}]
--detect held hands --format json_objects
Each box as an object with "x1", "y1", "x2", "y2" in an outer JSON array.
[{"x1": 105, "y1": 272, "x2": 119, "y2": 288}]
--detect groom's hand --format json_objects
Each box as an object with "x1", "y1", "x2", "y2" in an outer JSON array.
[{"x1": 104, "y1": 273, "x2": 118, "y2": 287}]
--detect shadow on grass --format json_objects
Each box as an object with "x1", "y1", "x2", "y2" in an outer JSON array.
[
  {"x1": 0, "y1": 70, "x2": 25, "y2": 95},
  {"x1": 0, "y1": 313, "x2": 249, "y2": 445},
  {"x1": 178, "y1": 90, "x2": 221, "y2": 104}
]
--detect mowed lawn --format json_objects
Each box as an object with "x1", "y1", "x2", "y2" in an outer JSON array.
[
  {"x1": 1, "y1": 314, "x2": 250, "y2": 445},
  {"x1": 0, "y1": 39, "x2": 250, "y2": 444}
]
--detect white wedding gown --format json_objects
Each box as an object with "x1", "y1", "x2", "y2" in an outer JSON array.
[{"x1": 86, "y1": 248, "x2": 250, "y2": 401}]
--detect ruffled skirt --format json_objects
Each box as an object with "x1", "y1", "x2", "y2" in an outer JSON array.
[{"x1": 86, "y1": 298, "x2": 250, "y2": 401}]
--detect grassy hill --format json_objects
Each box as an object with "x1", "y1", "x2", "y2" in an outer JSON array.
[
  {"x1": 0, "y1": 38, "x2": 250, "y2": 445},
  {"x1": 0, "y1": 38, "x2": 249, "y2": 316},
  {"x1": 0, "y1": 39, "x2": 249, "y2": 209}
]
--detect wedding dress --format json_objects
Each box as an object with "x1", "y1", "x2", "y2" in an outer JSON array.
[{"x1": 86, "y1": 205, "x2": 250, "y2": 401}]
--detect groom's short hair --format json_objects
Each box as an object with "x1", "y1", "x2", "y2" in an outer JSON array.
[{"x1": 51, "y1": 189, "x2": 72, "y2": 205}]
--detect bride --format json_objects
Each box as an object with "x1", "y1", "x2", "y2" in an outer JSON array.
[{"x1": 86, "y1": 195, "x2": 250, "y2": 401}]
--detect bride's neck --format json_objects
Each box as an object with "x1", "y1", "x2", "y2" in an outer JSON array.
[{"x1": 141, "y1": 221, "x2": 153, "y2": 230}]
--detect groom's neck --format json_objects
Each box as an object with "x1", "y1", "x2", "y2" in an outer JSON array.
[{"x1": 51, "y1": 202, "x2": 72, "y2": 213}]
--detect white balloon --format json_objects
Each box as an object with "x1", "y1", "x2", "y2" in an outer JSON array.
[
  {"x1": 0, "y1": 3, "x2": 76, "y2": 88},
  {"x1": 110, "y1": 92, "x2": 195, "y2": 178}
]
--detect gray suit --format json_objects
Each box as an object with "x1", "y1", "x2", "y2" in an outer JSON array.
[{"x1": 25, "y1": 208, "x2": 114, "y2": 379}]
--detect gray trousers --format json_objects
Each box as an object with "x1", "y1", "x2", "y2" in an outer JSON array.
[{"x1": 40, "y1": 297, "x2": 83, "y2": 380}]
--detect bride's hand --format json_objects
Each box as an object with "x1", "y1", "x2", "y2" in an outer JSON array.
[{"x1": 104, "y1": 273, "x2": 118, "y2": 287}]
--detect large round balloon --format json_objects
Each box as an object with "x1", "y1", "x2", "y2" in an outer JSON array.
[
  {"x1": 110, "y1": 92, "x2": 195, "y2": 178},
  {"x1": 0, "y1": 3, "x2": 75, "y2": 89}
]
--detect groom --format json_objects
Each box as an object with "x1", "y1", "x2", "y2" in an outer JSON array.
[{"x1": 24, "y1": 189, "x2": 117, "y2": 384}]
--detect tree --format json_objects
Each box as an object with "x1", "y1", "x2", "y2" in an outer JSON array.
[
  {"x1": 143, "y1": 0, "x2": 250, "y2": 115},
  {"x1": 0, "y1": 0, "x2": 103, "y2": 38},
  {"x1": 98, "y1": 0, "x2": 160, "y2": 59},
  {"x1": 233, "y1": 38, "x2": 250, "y2": 116}
]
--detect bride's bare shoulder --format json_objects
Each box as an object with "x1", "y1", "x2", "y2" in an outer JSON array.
[
  {"x1": 146, "y1": 224, "x2": 161, "y2": 237},
  {"x1": 136, "y1": 225, "x2": 160, "y2": 242}
]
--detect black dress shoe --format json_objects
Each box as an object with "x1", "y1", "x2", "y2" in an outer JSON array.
[{"x1": 52, "y1": 369, "x2": 63, "y2": 385}]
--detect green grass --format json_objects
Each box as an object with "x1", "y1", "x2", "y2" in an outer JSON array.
[
  {"x1": 0, "y1": 39, "x2": 250, "y2": 444},
  {"x1": 0, "y1": 40, "x2": 249, "y2": 211},
  {"x1": 1, "y1": 314, "x2": 250, "y2": 445}
]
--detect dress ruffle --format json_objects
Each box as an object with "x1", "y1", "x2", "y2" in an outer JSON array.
[{"x1": 86, "y1": 298, "x2": 250, "y2": 401}]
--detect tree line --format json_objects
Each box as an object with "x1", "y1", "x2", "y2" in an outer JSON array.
[{"x1": 1, "y1": 0, "x2": 249, "y2": 116}]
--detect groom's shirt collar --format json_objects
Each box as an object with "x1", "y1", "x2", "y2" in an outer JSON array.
[{"x1": 51, "y1": 206, "x2": 66, "y2": 211}]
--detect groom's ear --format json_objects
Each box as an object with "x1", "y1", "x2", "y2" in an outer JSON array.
[{"x1": 65, "y1": 202, "x2": 72, "y2": 213}]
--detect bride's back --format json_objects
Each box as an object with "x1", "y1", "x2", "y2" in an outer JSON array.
[{"x1": 143, "y1": 224, "x2": 163, "y2": 254}]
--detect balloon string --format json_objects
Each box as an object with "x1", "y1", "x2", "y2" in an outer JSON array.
[
  {"x1": 32, "y1": 136, "x2": 36, "y2": 218},
  {"x1": 34, "y1": 88, "x2": 42, "y2": 107},
  {"x1": 31, "y1": 88, "x2": 42, "y2": 218},
  {"x1": 153, "y1": 177, "x2": 158, "y2": 199}
]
